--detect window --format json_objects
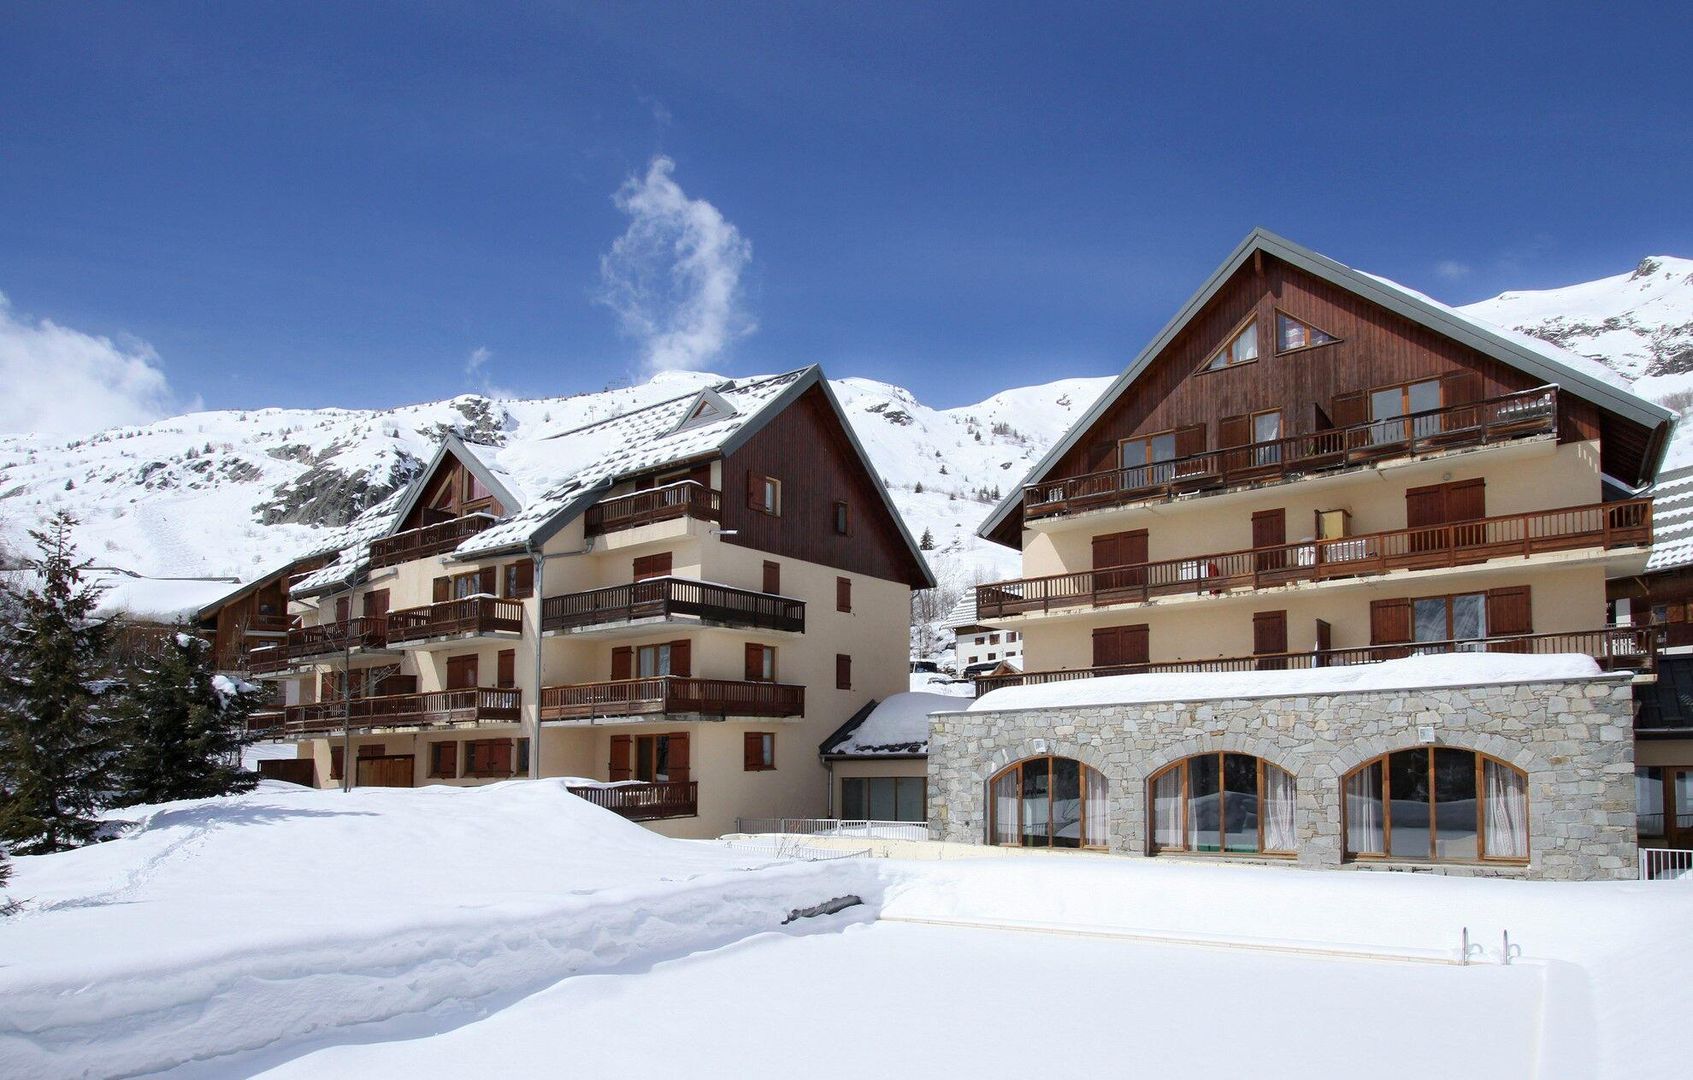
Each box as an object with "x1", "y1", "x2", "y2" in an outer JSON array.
[
  {"x1": 1343, "y1": 749, "x2": 1527, "y2": 862},
  {"x1": 635, "y1": 734, "x2": 671, "y2": 782},
  {"x1": 1119, "y1": 430, "x2": 1177, "y2": 473},
  {"x1": 1252, "y1": 409, "x2": 1282, "y2": 466},
  {"x1": 515, "y1": 737, "x2": 530, "y2": 775},
  {"x1": 986, "y1": 653, "x2": 997, "y2": 661},
  {"x1": 1007, "y1": 632, "x2": 1018, "y2": 642},
  {"x1": 744, "y1": 731, "x2": 776, "y2": 771},
  {"x1": 748, "y1": 472, "x2": 781, "y2": 515},
  {"x1": 1149, "y1": 754, "x2": 1296, "y2": 855},
  {"x1": 745, "y1": 643, "x2": 777, "y2": 682},
  {"x1": 1369, "y1": 379, "x2": 1442, "y2": 443},
  {"x1": 836, "y1": 653, "x2": 852, "y2": 690},
  {"x1": 989, "y1": 756, "x2": 1108, "y2": 849},
  {"x1": 637, "y1": 643, "x2": 673, "y2": 677},
  {"x1": 1637, "y1": 766, "x2": 1666, "y2": 839},
  {"x1": 833, "y1": 500, "x2": 850, "y2": 536},
  {"x1": 429, "y1": 741, "x2": 459, "y2": 779},
  {"x1": 836, "y1": 576, "x2": 852, "y2": 613},
  {"x1": 503, "y1": 560, "x2": 534, "y2": 599},
  {"x1": 1201, "y1": 318, "x2": 1259, "y2": 372},
  {"x1": 988, "y1": 634, "x2": 1000, "y2": 645},
  {"x1": 1275, "y1": 311, "x2": 1338, "y2": 353},
  {"x1": 464, "y1": 739, "x2": 514, "y2": 778},
  {"x1": 1413, "y1": 592, "x2": 1487, "y2": 643},
  {"x1": 436, "y1": 567, "x2": 495, "y2": 602},
  {"x1": 1636, "y1": 766, "x2": 1693, "y2": 844},
  {"x1": 841, "y1": 777, "x2": 926, "y2": 822}
]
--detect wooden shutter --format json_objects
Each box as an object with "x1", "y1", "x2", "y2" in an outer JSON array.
[
  {"x1": 634, "y1": 552, "x2": 673, "y2": 582},
  {"x1": 609, "y1": 734, "x2": 632, "y2": 780},
  {"x1": 1174, "y1": 423, "x2": 1206, "y2": 458},
  {"x1": 668, "y1": 732, "x2": 691, "y2": 783},
  {"x1": 744, "y1": 731, "x2": 770, "y2": 770},
  {"x1": 836, "y1": 653, "x2": 852, "y2": 690},
  {"x1": 1218, "y1": 415, "x2": 1251, "y2": 448},
  {"x1": 507, "y1": 560, "x2": 534, "y2": 598},
  {"x1": 1486, "y1": 587, "x2": 1533, "y2": 636},
  {"x1": 836, "y1": 576, "x2": 852, "y2": 612},
  {"x1": 1314, "y1": 618, "x2": 1332, "y2": 660},
  {"x1": 762, "y1": 561, "x2": 780, "y2": 595},
  {"x1": 1370, "y1": 598, "x2": 1413, "y2": 645},
  {"x1": 477, "y1": 566, "x2": 496, "y2": 596},
  {"x1": 745, "y1": 643, "x2": 763, "y2": 681},
  {"x1": 433, "y1": 576, "x2": 450, "y2": 603},
  {"x1": 1092, "y1": 625, "x2": 1149, "y2": 667},
  {"x1": 611, "y1": 646, "x2": 634, "y2": 681},
  {"x1": 496, "y1": 649, "x2": 516, "y2": 689},
  {"x1": 435, "y1": 740, "x2": 458, "y2": 778},
  {"x1": 330, "y1": 746, "x2": 344, "y2": 779},
  {"x1": 335, "y1": 596, "x2": 351, "y2": 623},
  {"x1": 746, "y1": 470, "x2": 764, "y2": 511},
  {"x1": 1446, "y1": 479, "x2": 1485, "y2": 522},
  {"x1": 1092, "y1": 530, "x2": 1147, "y2": 569},
  {"x1": 1330, "y1": 390, "x2": 1368, "y2": 429},
  {"x1": 1252, "y1": 508, "x2": 1287, "y2": 573},
  {"x1": 446, "y1": 654, "x2": 478, "y2": 689},
  {"x1": 1440, "y1": 370, "x2": 1481, "y2": 407},
  {"x1": 1405, "y1": 484, "x2": 1444, "y2": 528},
  {"x1": 669, "y1": 639, "x2": 691, "y2": 678},
  {"x1": 362, "y1": 589, "x2": 389, "y2": 620},
  {"x1": 1253, "y1": 610, "x2": 1288, "y2": 654},
  {"x1": 491, "y1": 739, "x2": 513, "y2": 776}
]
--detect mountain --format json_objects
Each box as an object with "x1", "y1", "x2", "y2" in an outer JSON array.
[{"x1": 0, "y1": 370, "x2": 1111, "y2": 618}]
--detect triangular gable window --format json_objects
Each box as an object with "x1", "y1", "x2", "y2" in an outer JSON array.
[
  {"x1": 671, "y1": 388, "x2": 739, "y2": 434},
  {"x1": 1276, "y1": 311, "x2": 1339, "y2": 353},
  {"x1": 1201, "y1": 319, "x2": 1259, "y2": 372}
]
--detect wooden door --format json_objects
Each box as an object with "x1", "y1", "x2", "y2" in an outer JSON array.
[
  {"x1": 446, "y1": 654, "x2": 479, "y2": 689},
  {"x1": 1253, "y1": 610, "x2": 1288, "y2": 670},
  {"x1": 1252, "y1": 509, "x2": 1287, "y2": 574},
  {"x1": 356, "y1": 755, "x2": 415, "y2": 788},
  {"x1": 611, "y1": 646, "x2": 634, "y2": 680},
  {"x1": 609, "y1": 734, "x2": 632, "y2": 780},
  {"x1": 1369, "y1": 598, "x2": 1412, "y2": 659}
]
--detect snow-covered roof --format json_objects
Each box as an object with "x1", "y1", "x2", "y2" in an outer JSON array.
[
  {"x1": 821, "y1": 692, "x2": 959, "y2": 757},
  {"x1": 943, "y1": 592, "x2": 981, "y2": 631},
  {"x1": 965, "y1": 653, "x2": 1608, "y2": 713},
  {"x1": 287, "y1": 489, "x2": 408, "y2": 596},
  {"x1": 1647, "y1": 463, "x2": 1693, "y2": 573}
]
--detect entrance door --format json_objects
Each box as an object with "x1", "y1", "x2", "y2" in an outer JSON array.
[{"x1": 356, "y1": 755, "x2": 415, "y2": 788}]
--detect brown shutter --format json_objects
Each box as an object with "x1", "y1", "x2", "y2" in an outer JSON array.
[
  {"x1": 446, "y1": 654, "x2": 478, "y2": 689},
  {"x1": 478, "y1": 567, "x2": 496, "y2": 596},
  {"x1": 335, "y1": 596, "x2": 351, "y2": 623},
  {"x1": 1218, "y1": 415, "x2": 1251, "y2": 448},
  {"x1": 609, "y1": 734, "x2": 632, "y2": 781},
  {"x1": 1092, "y1": 625, "x2": 1148, "y2": 667},
  {"x1": 1092, "y1": 530, "x2": 1148, "y2": 569},
  {"x1": 1486, "y1": 587, "x2": 1533, "y2": 636},
  {"x1": 743, "y1": 731, "x2": 764, "y2": 770},
  {"x1": 1440, "y1": 370, "x2": 1481, "y2": 407},
  {"x1": 634, "y1": 552, "x2": 673, "y2": 582},
  {"x1": 762, "y1": 560, "x2": 780, "y2": 595},
  {"x1": 1370, "y1": 598, "x2": 1413, "y2": 645},
  {"x1": 668, "y1": 732, "x2": 691, "y2": 783},
  {"x1": 1124, "y1": 624, "x2": 1149, "y2": 665},
  {"x1": 746, "y1": 470, "x2": 762, "y2": 510},
  {"x1": 1252, "y1": 508, "x2": 1287, "y2": 573},
  {"x1": 1405, "y1": 484, "x2": 1444, "y2": 528},
  {"x1": 744, "y1": 643, "x2": 765, "y2": 681},
  {"x1": 1174, "y1": 423, "x2": 1206, "y2": 458},
  {"x1": 1253, "y1": 610, "x2": 1288, "y2": 654},
  {"x1": 836, "y1": 653, "x2": 851, "y2": 690},
  {"x1": 507, "y1": 560, "x2": 534, "y2": 598},
  {"x1": 491, "y1": 739, "x2": 513, "y2": 776},
  {"x1": 362, "y1": 589, "x2": 390, "y2": 620},
  {"x1": 669, "y1": 639, "x2": 691, "y2": 677},
  {"x1": 330, "y1": 746, "x2": 344, "y2": 780},
  {"x1": 1330, "y1": 390, "x2": 1368, "y2": 429},
  {"x1": 433, "y1": 576, "x2": 450, "y2": 603},
  {"x1": 496, "y1": 649, "x2": 516, "y2": 689},
  {"x1": 611, "y1": 646, "x2": 634, "y2": 681},
  {"x1": 836, "y1": 576, "x2": 852, "y2": 612},
  {"x1": 1446, "y1": 479, "x2": 1486, "y2": 522}
]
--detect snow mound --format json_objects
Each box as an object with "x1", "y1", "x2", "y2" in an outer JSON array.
[{"x1": 967, "y1": 653, "x2": 1606, "y2": 712}]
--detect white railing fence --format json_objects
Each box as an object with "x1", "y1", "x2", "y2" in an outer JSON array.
[
  {"x1": 1639, "y1": 847, "x2": 1693, "y2": 880},
  {"x1": 735, "y1": 817, "x2": 929, "y2": 842}
]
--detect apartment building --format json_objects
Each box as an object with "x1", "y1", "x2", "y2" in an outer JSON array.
[
  {"x1": 943, "y1": 593, "x2": 1022, "y2": 677},
  {"x1": 927, "y1": 229, "x2": 1676, "y2": 879},
  {"x1": 219, "y1": 368, "x2": 932, "y2": 838}
]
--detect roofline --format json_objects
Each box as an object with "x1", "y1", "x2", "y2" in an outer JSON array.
[
  {"x1": 818, "y1": 697, "x2": 878, "y2": 755},
  {"x1": 194, "y1": 553, "x2": 319, "y2": 622},
  {"x1": 979, "y1": 227, "x2": 1676, "y2": 541},
  {"x1": 820, "y1": 751, "x2": 928, "y2": 761},
  {"x1": 385, "y1": 434, "x2": 524, "y2": 538}
]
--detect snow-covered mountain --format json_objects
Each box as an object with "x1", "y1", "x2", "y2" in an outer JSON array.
[{"x1": 0, "y1": 370, "x2": 1110, "y2": 617}]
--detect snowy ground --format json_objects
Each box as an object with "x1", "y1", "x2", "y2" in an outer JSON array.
[{"x1": 2, "y1": 783, "x2": 1689, "y2": 1080}]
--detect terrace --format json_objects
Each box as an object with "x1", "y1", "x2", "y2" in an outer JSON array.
[
  {"x1": 584, "y1": 481, "x2": 721, "y2": 537},
  {"x1": 542, "y1": 577, "x2": 804, "y2": 635},
  {"x1": 281, "y1": 687, "x2": 521, "y2": 736},
  {"x1": 386, "y1": 596, "x2": 523, "y2": 645},
  {"x1": 367, "y1": 513, "x2": 498, "y2": 569},
  {"x1": 539, "y1": 676, "x2": 805, "y2": 722}
]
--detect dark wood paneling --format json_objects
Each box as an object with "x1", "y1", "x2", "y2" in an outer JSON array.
[
  {"x1": 399, "y1": 455, "x2": 506, "y2": 532},
  {"x1": 721, "y1": 384, "x2": 927, "y2": 586}
]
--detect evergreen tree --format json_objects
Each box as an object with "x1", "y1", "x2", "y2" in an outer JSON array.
[
  {"x1": 919, "y1": 528, "x2": 935, "y2": 551},
  {"x1": 0, "y1": 846, "x2": 16, "y2": 917},
  {"x1": 0, "y1": 513, "x2": 117, "y2": 854},
  {"x1": 115, "y1": 629, "x2": 258, "y2": 805}
]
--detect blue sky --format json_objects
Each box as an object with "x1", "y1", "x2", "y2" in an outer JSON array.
[{"x1": 1, "y1": 2, "x2": 1689, "y2": 430}]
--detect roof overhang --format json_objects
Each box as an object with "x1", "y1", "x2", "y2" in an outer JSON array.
[{"x1": 385, "y1": 434, "x2": 523, "y2": 538}]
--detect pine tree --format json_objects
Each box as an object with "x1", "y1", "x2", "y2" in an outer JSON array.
[
  {"x1": 0, "y1": 846, "x2": 16, "y2": 917},
  {"x1": 0, "y1": 513, "x2": 117, "y2": 854},
  {"x1": 919, "y1": 528, "x2": 935, "y2": 551},
  {"x1": 115, "y1": 629, "x2": 258, "y2": 805},
  {"x1": 913, "y1": 481, "x2": 924, "y2": 494}
]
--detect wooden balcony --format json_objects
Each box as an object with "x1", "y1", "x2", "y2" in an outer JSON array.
[
  {"x1": 539, "y1": 676, "x2": 805, "y2": 721},
  {"x1": 979, "y1": 498, "x2": 1651, "y2": 620},
  {"x1": 386, "y1": 596, "x2": 523, "y2": 645},
  {"x1": 1023, "y1": 387, "x2": 1560, "y2": 522},
  {"x1": 367, "y1": 514, "x2": 497, "y2": 569},
  {"x1": 542, "y1": 577, "x2": 805, "y2": 634},
  {"x1": 584, "y1": 481, "x2": 721, "y2": 537},
  {"x1": 567, "y1": 781, "x2": 698, "y2": 821},
  {"x1": 974, "y1": 626, "x2": 1659, "y2": 697},
  {"x1": 282, "y1": 687, "x2": 521, "y2": 736}
]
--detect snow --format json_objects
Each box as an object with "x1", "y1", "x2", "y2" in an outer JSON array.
[
  {"x1": 824, "y1": 691, "x2": 959, "y2": 756},
  {"x1": 968, "y1": 653, "x2": 1606, "y2": 713}
]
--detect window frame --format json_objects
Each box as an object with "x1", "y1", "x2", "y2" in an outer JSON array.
[
  {"x1": 1118, "y1": 428, "x2": 1179, "y2": 473},
  {"x1": 1341, "y1": 748, "x2": 1528, "y2": 864},
  {"x1": 840, "y1": 776, "x2": 927, "y2": 822},
  {"x1": 744, "y1": 731, "x2": 776, "y2": 771},
  {"x1": 1194, "y1": 312, "x2": 1262, "y2": 375},
  {"x1": 1272, "y1": 308, "x2": 1341, "y2": 355},
  {"x1": 1146, "y1": 753, "x2": 1297, "y2": 857},
  {"x1": 1411, "y1": 590, "x2": 1489, "y2": 644},
  {"x1": 748, "y1": 472, "x2": 782, "y2": 516},
  {"x1": 986, "y1": 755, "x2": 1109, "y2": 850},
  {"x1": 832, "y1": 500, "x2": 851, "y2": 536},
  {"x1": 428, "y1": 740, "x2": 459, "y2": 779}
]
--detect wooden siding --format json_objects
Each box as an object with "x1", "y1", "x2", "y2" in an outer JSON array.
[
  {"x1": 399, "y1": 454, "x2": 506, "y2": 532},
  {"x1": 721, "y1": 383, "x2": 927, "y2": 586}
]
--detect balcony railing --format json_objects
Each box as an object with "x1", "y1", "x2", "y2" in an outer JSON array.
[
  {"x1": 980, "y1": 498, "x2": 1651, "y2": 620},
  {"x1": 367, "y1": 514, "x2": 497, "y2": 569},
  {"x1": 973, "y1": 626, "x2": 1659, "y2": 697},
  {"x1": 567, "y1": 781, "x2": 698, "y2": 821},
  {"x1": 539, "y1": 676, "x2": 805, "y2": 721},
  {"x1": 245, "y1": 612, "x2": 293, "y2": 635},
  {"x1": 584, "y1": 481, "x2": 721, "y2": 537},
  {"x1": 386, "y1": 596, "x2": 523, "y2": 644},
  {"x1": 282, "y1": 687, "x2": 521, "y2": 736},
  {"x1": 542, "y1": 577, "x2": 805, "y2": 634},
  {"x1": 1023, "y1": 387, "x2": 1560, "y2": 521}
]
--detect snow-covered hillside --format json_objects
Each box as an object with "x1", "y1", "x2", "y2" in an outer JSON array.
[{"x1": 0, "y1": 370, "x2": 1111, "y2": 616}]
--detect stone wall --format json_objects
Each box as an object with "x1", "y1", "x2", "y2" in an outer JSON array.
[{"x1": 927, "y1": 675, "x2": 1638, "y2": 881}]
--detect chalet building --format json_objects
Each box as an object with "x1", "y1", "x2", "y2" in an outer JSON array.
[
  {"x1": 218, "y1": 368, "x2": 932, "y2": 838},
  {"x1": 943, "y1": 593, "x2": 1023, "y2": 678},
  {"x1": 927, "y1": 229, "x2": 1677, "y2": 880}
]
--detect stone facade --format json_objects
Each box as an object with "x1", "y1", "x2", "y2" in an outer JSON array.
[{"x1": 927, "y1": 675, "x2": 1638, "y2": 881}]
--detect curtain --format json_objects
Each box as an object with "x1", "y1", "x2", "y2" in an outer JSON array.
[
  {"x1": 1484, "y1": 760, "x2": 1528, "y2": 859},
  {"x1": 1151, "y1": 768, "x2": 1182, "y2": 850},
  {"x1": 1263, "y1": 765, "x2": 1297, "y2": 851},
  {"x1": 1345, "y1": 765, "x2": 1385, "y2": 855},
  {"x1": 1083, "y1": 766, "x2": 1108, "y2": 848},
  {"x1": 991, "y1": 769, "x2": 1019, "y2": 846}
]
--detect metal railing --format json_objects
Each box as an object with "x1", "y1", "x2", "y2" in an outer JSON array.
[
  {"x1": 975, "y1": 626, "x2": 1659, "y2": 696},
  {"x1": 735, "y1": 817, "x2": 929, "y2": 841},
  {"x1": 539, "y1": 676, "x2": 805, "y2": 720},
  {"x1": 568, "y1": 781, "x2": 698, "y2": 821},
  {"x1": 367, "y1": 513, "x2": 498, "y2": 569},
  {"x1": 585, "y1": 481, "x2": 721, "y2": 536},
  {"x1": 282, "y1": 687, "x2": 520, "y2": 735},
  {"x1": 1023, "y1": 386, "x2": 1559, "y2": 520},
  {"x1": 542, "y1": 576, "x2": 805, "y2": 634},
  {"x1": 980, "y1": 498, "x2": 1651, "y2": 619},
  {"x1": 1639, "y1": 848, "x2": 1693, "y2": 880},
  {"x1": 386, "y1": 595, "x2": 523, "y2": 644}
]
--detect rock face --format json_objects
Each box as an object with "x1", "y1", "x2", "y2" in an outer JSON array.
[
  {"x1": 256, "y1": 453, "x2": 422, "y2": 528},
  {"x1": 927, "y1": 676, "x2": 1638, "y2": 881}
]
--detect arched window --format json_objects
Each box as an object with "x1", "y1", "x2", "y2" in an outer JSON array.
[
  {"x1": 1343, "y1": 748, "x2": 1527, "y2": 863},
  {"x1": 988, "y1": 757, "x2": 1107, "y2": 849},
  {"x1": 1148, "y1": 753, "x2": 1296, "y2": 855}
]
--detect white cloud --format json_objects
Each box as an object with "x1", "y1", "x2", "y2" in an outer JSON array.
[
  {"x1": 0, "y1": 292, "x2": 188, "y2": 437},
  {"x1": 597, "y1": 156, "x2": 755, "y2": 374},
  {"x1": 463, "y1": 345, "x2": 512, "y2": 398},
  {"x1": 1435, "y1": 260, "x2": 1472, "y2": 281}
]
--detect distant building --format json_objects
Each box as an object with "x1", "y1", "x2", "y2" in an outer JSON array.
[{"x1": 943, "y1": 592, "x2": 1022, "y2": 675}]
